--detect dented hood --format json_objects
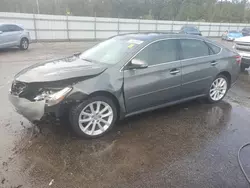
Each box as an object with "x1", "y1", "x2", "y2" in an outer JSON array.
[{"x1": 15, "y1": 55, "x2": 108, "y2": 83}]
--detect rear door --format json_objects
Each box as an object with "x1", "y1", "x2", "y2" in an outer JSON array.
[
  {"x1": 179, "y1": 38, "x2": 221, "y2": 99},
  {"x1": 6, "y1": 24, "x2": 23, "y2": 45},
  {"x1": 123, "y1": 39, "x2": 182, "y2": 113}
]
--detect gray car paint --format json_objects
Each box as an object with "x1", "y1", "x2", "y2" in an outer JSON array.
[
  {"x1": 15, "y1": 55, "x2": 108, "y2": 82},
  {"x1": 10, "y1": 33, "x2": 240, "y2": 122},
  {"x1": 123, "y1": 60, "x2": 182, "y2": 113}
]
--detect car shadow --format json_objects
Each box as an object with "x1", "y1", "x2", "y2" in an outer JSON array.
[
  {"x1": 0, "y1": 47, "x2": 20, "y2": 53},
  {"x1": 30, "y1": 98, "x2": 231, "y2": 141},
  {"x1": 7, "y1": 99, "x2": 232, "y2": 188}
]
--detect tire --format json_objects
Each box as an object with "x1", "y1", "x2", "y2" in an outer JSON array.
[
  {"x1": 19, "y1": 38, "x2": 29, "y2": 50},
  {"x1": 207, "y1": 75, "x2": 229, "y2": 103},
  {"x1": 69, "y1": 96, "x2": 117, "y2": 138}
]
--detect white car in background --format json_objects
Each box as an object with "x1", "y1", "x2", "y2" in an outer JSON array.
[
  {"x1": 234, "y1": 36, "x2": 250, "y2": 71},
  {"x1": 0, "y1": 23, "x2": 31, "y2": 50}
]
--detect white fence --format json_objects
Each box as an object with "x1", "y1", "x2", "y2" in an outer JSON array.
[{"x1": 0, "y1": 12, "x2": 249, "y2": 41}]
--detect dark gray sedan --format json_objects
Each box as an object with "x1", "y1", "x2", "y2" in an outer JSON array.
[{"x1": 9, "y1": 33, "x2": 241, "y2": 138}]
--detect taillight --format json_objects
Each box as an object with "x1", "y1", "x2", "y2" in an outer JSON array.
[{"x1": 235, "y1": 55, "x2": 242, "y2": 65}]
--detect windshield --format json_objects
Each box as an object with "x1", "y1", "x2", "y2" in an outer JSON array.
[
  {"x1": 80, "y1": 38, "x2": 142, "y2": 65},
  {"x1": 229, "y1": 30, "x2": 238, "y2": 33}
]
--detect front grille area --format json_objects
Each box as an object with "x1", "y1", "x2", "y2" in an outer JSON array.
[
  {"x1": 235, "y1": 42, "x2": 250, "y2": 51},
  {"x1": 11, "y1": 81, "x2": 27, "y2": 96}
]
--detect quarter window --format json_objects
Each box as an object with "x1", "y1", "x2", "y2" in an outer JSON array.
[
  {"x1": 180, "y1": 39, "x2": 210, "y2": 59},
  {"x1": 0, "y1": 25, "x2": 10, "y2": 32},
  {"x1": 135, "y1": 39, "x2": 178, "y2": 66},
  {"x1": 207, "y1": 43, "x2": 221, "y2": 54}
]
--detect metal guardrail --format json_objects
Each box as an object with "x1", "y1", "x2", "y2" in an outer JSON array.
[{"x1": 1, "y1": 14, "x2": 249, "y2": 41}]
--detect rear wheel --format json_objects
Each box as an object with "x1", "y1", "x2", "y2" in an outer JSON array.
[
  {"x1": 207, "y1": 75, "x2": 229, "y2": 103},
  {"x1": 19, "y1": 38, "x2": 29, "y2": 50},
  {"x1": 69, "y1": 96, "x2": 117, "y2": 138}
]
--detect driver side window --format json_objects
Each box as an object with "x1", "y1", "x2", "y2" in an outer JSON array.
[{"x1": 135, "y1": 39, "x2": 178, "y2": 66}]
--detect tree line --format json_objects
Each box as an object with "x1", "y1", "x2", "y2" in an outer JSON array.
[{"x1": 1, "y1": 0, "x2": 250, "y2": 23}]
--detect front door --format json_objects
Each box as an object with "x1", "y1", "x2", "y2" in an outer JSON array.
[
  {"x1": 179, "y1": 38, "x2": 220, "y2": 98},
  {"x1": 123, "y1": 39, "x2": 182, "y2": 113}
]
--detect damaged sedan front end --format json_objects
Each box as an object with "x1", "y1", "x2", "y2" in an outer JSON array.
[
  {"x1": 9, "y1": 80, "x2": 72, "y2": 121},
  {"x1": 9, "y1": 54, "x2": 110, "y2": 122}
]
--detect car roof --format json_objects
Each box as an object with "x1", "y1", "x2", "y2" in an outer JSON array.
[
  {"x1": 0, "y1": 23, "x2": 24, "y2": 28},
  {"x1": 113, "y1": 32, "x2": 204, "y2": 43}
]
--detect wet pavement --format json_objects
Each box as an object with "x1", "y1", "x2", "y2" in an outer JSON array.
[{"x1": 0, "y1": 41, "x2": 250, "y2": 188}]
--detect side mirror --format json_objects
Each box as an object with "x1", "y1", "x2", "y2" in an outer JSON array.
[
  {"x1": 0, "y1": 31, "x2": 3, "y2": 34},
  {"x1": 128, "y1": 59, "x2": 148, "y2": 69}
]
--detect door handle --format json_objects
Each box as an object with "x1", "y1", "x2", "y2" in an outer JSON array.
[
  {"x1": 211, "y1": 61, "x2": 217, "y2": 66},
  {"x1": 170, "y1": 69, "x2": 180, "y2": 75}
]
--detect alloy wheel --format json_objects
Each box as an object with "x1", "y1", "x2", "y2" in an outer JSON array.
[
  {"x1": 78, "y1": 101, "x2": 114, "y2": 136},
  {"x1": 209, "y1": 77, "x2": 228, "y2": 101},
  {"x1": 22, "y1": 40, "x2": 28, "y2": 49}
]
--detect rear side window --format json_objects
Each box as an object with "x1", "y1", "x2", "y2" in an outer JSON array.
[
  {"x1": 180, "y1": 39, "x2": 210, "y2": 59},
  {"x1": 0, "y1": 25, "x2": 10, "y2": 32},
  {"x1": 135, "y1": 39, "x2": 178, "y2": 66},
  {"x1": 207, "y1": 42, "x2": 221, "y2": 54}
]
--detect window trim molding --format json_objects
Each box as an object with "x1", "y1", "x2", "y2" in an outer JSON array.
[
  {"x1": 205, "y1": 41, "x2": 222, "y2": 55},
  {"x1": 121, "y1": 38, "x2": 178, "y2": 71},
  {"x1": 179, "y1": 38, "x2": 222, "y2": 60},
  {"x1": 121, "y1": 37, "x2": 222, "y2": 72},
  {"x1": 133, "y1": 39, "x2": 179, "y2": 68}
]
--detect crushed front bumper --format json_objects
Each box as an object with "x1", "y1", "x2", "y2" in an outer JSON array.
[{"x1": 9, "y1": 93, "x2": 45, "y2": 121}]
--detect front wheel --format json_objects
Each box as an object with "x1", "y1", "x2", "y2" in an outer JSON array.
[
  {"x1": 207, "y1": 75, "x2": 229, "y2": 103},
  {"x1": 19, "y1": 38, "x2": 29, "y2": 50},
  {"x1": 69, "y1": 96, "x2": 117, "y2": 138}
]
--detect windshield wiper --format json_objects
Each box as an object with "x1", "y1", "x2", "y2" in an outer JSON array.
[{"x1": 74, "y1": 53, "x2": 95, "y2": 63}]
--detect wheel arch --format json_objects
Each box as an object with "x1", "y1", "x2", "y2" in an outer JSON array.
[
  {"x1": 20, "y1": 37, "x2": 29, "y2": 42},
  {"x1": 218, "y1": 71, "x2": 231, "y2": 88},
  {"x1": 88, "y1": 91, "x2": 122, "y2": 119}
]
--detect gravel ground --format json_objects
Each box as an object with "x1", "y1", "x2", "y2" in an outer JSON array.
[{"x1": 0, "y1": 40, "x2": 250, "y2": 188}]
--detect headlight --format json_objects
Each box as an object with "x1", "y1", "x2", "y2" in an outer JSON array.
[
  {"x1": 46, "y1": 87, "x2": 72, "y2": 106},
  {"x1": 34, "y1": 87, "x2": 72, "y2": 106}
]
